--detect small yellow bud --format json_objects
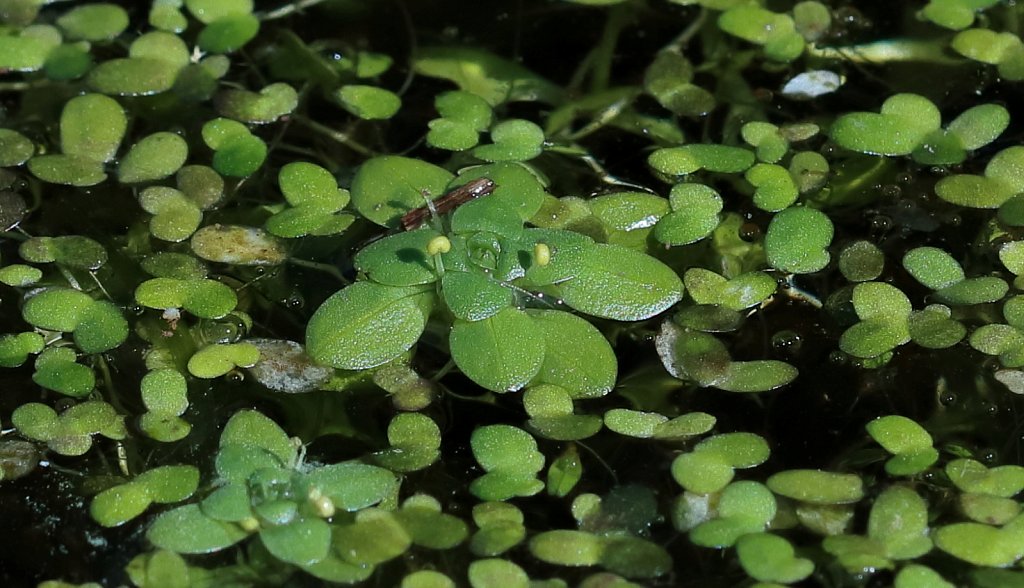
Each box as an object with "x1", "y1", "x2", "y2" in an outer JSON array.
[
  {"x1": 534, "y1": 243, "x2": 551, "y2": 266},
  {"x1": 239, "y1": 516, "x2": 260, "y2": 532},
  {"x1": 313, "y1": 495, "x2": 336, "y2": 518},
  {"x1": 427, "y1": 235, "x2": 452, "y2": 255}
]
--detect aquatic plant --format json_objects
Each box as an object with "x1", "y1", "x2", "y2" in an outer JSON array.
[{"x1": 3, "y1": 0, "x2": 1024, "y2": 587}]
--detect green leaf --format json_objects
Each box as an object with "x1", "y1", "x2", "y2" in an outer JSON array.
[
  {"x1": 473, "y1": 119, "x2": 545, "y2": 162},
  {"x1": 549, "y1": 243, "x2": 682, "y2": 320},
  {"x1": 450, "y1": 307, "x2": 544, "y2": 392},
  {"x1": 350, "y1": 156, "x2": 454, "y2": 228},
  {"x1": 220, "y1": 410, "x2": 296, "y2": 467},
  {"x1": 333, "y1": 511, "x2": 411, "y2": 566},
  {"x1": 259, "y1": 517, "x2": 331, "y2": 566},
  {"x1": 197, "y1": 14, "x2": 260, "y2": 53},
  {"x1": 119, "y1": 133, "x2": 189, "y2": 183},
  {"x1": 529, "y1": 530, "x2": 603, "y2": 566},
  {"x1": 148, "y1": 504, "x2": 248, "y2": 554},
  {"x1": 934, "y1": 521, "x2": 1024, "y2": 566},
  {"x1": 868, "y1": 486, "x2": 932, "y2": 559},
  {"x1": 21, "y1": 287, "x2": 92, "y2": 332},
  {"x1": 135, "y1": 277, "x2": 238, "y2": 319},
  {"x1": 413, "y1": 46, "x2": 564, "y2": 106},
  {"x1": 56, "y1": 3, "x2": 128, "y2": 41},
  {"x1": 306, "y1": 282, "x2": 434, "y2": 370},
  {"x1": 355, "y1": 229, "x2": 443, "y2": 286},
  {"x1": 140, "y1": 187, "x2": 203, "y2": 242},
  {"x1": 188, "y1": 342, "x2": 259, "y2": 378},
  {"x1": 470, "y1": 425, "x2": 545, "y2": 500},
  {"x1": 765, "y1": 206, "x2": 833, "y2": 273},
  {"x1": 654, "y1": 183, "x2": 723, "y2": 246},
  {"x1": 73, "y1": 299, "x2": 129, "y2": 354},
  {"x1": 648, "y1": 144, "x2": 755, "y2": 176},
  {"x1": 308, "y1": 462, "x2": 397, "y2": 511},
  {"x1": 527, "y1": 309, "x2": 616, "y2": 399},
  {"x1": 830, "y1": 94, "x2": 940, "y2": 156},
  {"x1": 736, "y1": 533, "x2": 814, "y2": 583},
  {"x1": 27, "y1": 154, "x2": 106, "y2": 186},
  {"x1": 216, "y1": 83, "x2": 298, "y2": 124},
  {"x1": 91, "y1": 482, "x2": 152, "y2": 527},
  {"x1": 60, "y1": 94, "x2": 126, "y2": 162},
  {"x1": 936, "y1": 146, "x2": 1024, "y2": 208},
  {"x1": 766, "y1": 470, "x2": 864, "y2": 504},
  {"x1": 467, "y1": 558, "x2": 529, "y2": 588},
  {"x1": 0, "y1": 32, "x2": 57, "y2": 72},
  {"x1": 335, "y1": 85, "x2": 401, "y2": 120},
  {"x1": 0, "y1": 129, "x2": 34, "y2": 166}
]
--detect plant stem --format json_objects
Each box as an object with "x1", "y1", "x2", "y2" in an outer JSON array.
[
  {"x1": 258, "y1": 0, "x2": 332, "y2": 21},
  {"x1": 293, "y1": 115, "x2": 377, "y2": 157},
  {"x1": 287, "y1": 257, "x2": 350, "y2": 284},
  {"x1": 589, "y1": 3, "x2": 631, "y2": 93}
]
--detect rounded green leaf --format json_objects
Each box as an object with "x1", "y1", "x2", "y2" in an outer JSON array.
[
  {"x1": 22, "y1": 287, "x2": 93, "y2": 332},
  {"x1": 306, "y1": 282, "x2": 434, "y2": 370},
  {"x1": 140, "y1": 187, "x2": 203, "y2": 242},
  {"x1": 188, "y1": 342, "x2": 260, "y2": 378},
  {"x1": 767, "y1": 470, "x2": 864, "y2": 504},
  {"x1": 715, "y1": 360, "x2": 798, "y2": 393},
  {"x1": 934, "y1": 522, "x2": 1023, "y2": 566},
  {"x1": 333, "y1": 511, "x2": 411, "y2": 566},
  {"x1": 551, "y1": 243, "x2": 683, "y2": 321},
  {"x1": 350, "y1": 156, "x2": 454, "y2": 228},
  {"x1": 468, "y1": 558, "x2": 529, "y2": 588},
  {"x1": 91, "y1": 482, "x2": 152, "y2": 527},
  {"x1": 0, "y1": 129, "x2": 34, "y2": 166},
  {"x1": 220, "y1": 409, "x2": 296, "y2": 466},
  {"x1": 947, "y1": 103, "x2": 1010, "y2": 150},
  {"x1": 147, "y1": 504, "x2": 248, "y2": 554},
  {"x1": 197, "y1": 14, "x2": 260, "y2": 53},
  {"x1": 27, "y1": 154, "x2": 106, "y2": 186},
  {"x1": 119, "y1": 133, "x2": 188, "y2": 183},
  {"x1": 259, "y1": 517, "x2": 331, "y2": 566},
  {"x1": 335, "y1": 85, "x2": 401, "y2": 120},
  {"x1": 529, "y1": 530, "x2": 603, "y2": 566},
  {"x1": 736, "y1": 533, "x2": 814, "y2": 583},
  {"x1": 527, "y1": 309, "x2": 616, "y2": 398},
  {"x1": 73, "y1": 300, "x2": 129, "y2": 353},
  {"x1": 903, "y1": 247, "x2": 964, "y2": 290},
  {"x1": 355, "y1": 229, "x2": 444, "y2": 287},
  {"x1": 57, "y1": 4, "x2": 129, "y2": 41},
  {"x1": 839, "y1": 241, "x2": 884, "y2": 282},
  {"x1": 60, "y1": 94, "x2": 126, "y2": 162},
  {"x1": 308, "y1": 462, "x2": 398, "y2": 511},
  {"x1": 441, "y1": 270, "x2": 512, "y2": 321},
  {"x1": 473, "y1": 119, "x2": 545, "y2": 162},
  {"x1": 765, "y1": 206, "x2": 833, "y2": 273},
  {"x1": 450, "y1": 307, "x2": 544, "y2": 392}
]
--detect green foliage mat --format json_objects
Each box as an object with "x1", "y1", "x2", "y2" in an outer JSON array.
[{"x1": 3, "y1": 0, "x2": 1024, "y2": 587}]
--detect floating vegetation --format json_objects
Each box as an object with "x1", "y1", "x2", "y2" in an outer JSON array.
[{"x1": 4, "y1": 1, "x2": 1024, "y2": 587}]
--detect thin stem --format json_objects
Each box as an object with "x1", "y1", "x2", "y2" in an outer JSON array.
[
  {"x1": 89, "y1": 272, "x2": 113, "y2": 301},
  {"x1": 588, "y1": 3, "x2": 631, "y2": 93},
  {"x1": 293, "y1": 115, "x2": 377, "y2": 157},
  {"x1": 662, "y1": 8, "x2": 706, "y2": 53},
  {"x1": 287, "y1": 257, "x2": 350, "y2": 284},
  {"x1": 258, "y1": 0, "x2": 332, "y2": 21},
  {"x1": 576, "y1": 439, "x2": 619, "y2": 485}
]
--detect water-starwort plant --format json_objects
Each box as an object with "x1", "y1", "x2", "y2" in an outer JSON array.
[{"x1": 5, "y1": 0, "x2": 1024, "y2": 586}]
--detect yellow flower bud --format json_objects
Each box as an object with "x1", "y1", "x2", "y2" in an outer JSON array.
[
  {"x1": 534, "y1": 243, "x2": 551, "y2": 266},
  {"x1": 427, "y1": 235, "x2": 452, "y2": 255}
]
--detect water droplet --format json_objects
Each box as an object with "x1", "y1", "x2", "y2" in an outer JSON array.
[
  {"x1": 739, "y1": 222, "x2": 761, "y2": 242},
  {"x1": 771, "y1": 330, "x2": 802, "y2": 354}
]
